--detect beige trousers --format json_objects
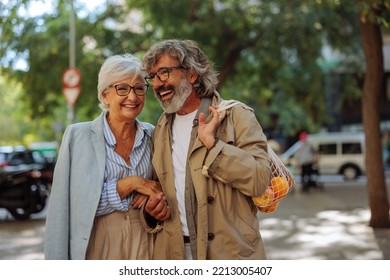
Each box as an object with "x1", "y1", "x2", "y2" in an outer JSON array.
[{"x1": 86, "y1": 207, "x2": 153, "y2": 260}]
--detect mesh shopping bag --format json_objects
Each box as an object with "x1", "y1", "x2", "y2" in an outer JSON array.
[
  {"x1": 217, "y1": 100, "x2": 295, "y2": 214},
  {"x1": 252, "y1": 145, "x2": 295, "y2": 213}
]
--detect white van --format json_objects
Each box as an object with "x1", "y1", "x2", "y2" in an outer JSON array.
[{"x1": 280, "y1": 132, "x2": 365, "y2": 180}]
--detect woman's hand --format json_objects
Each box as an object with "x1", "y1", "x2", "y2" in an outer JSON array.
[
  {"x1": 117, "y1": 177, "x2": 162, "y2": 200},
  {"x1": 131, "y1": 193, "x2": 148, "y2": 209}
]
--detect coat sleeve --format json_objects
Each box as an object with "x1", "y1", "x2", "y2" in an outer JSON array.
[
  {"x1": 201, "y1": 104, "x2": 271, "y2": 197},
  {"x1": 44, "y1": 126, "x2": 72, "y2": 259}
]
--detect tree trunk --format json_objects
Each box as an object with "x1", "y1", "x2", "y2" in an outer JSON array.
[
  {"x1": 218, "y1": 47, "x2": 242, "y2": 87},
  {"x1": 359, "y1": 18, "x2": 390, "y2": 228}
]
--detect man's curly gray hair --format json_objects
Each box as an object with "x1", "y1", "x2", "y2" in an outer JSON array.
[{"x1": 142, "y1": 39, "x2": 219, "y2": 98}]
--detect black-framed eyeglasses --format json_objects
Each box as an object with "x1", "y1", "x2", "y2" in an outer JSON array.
[
  {"x1": 145, "y1": 66, "x2": 186, "y2": 83},
  {"x1": 109, "y1": 83, "x2": 148, "y2": 96}
]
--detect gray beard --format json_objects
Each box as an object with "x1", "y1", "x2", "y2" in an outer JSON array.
[{"x1": 155, "y1": 79, "x2": 192, "y2": 114}]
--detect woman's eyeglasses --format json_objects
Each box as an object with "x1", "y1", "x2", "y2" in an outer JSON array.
[{"x1": 109, "y1": 83, "x2": 148, "y2": 96}]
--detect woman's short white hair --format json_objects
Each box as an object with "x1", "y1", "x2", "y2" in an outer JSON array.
[{"x1": 97, "y1": 53, "x2": 145, "y2": 111}]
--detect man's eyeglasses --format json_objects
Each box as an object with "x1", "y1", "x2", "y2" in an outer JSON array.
[
  {"x1": 109, "y1": 83, "x2": 148, "y2": 96},
  {"x1": 145, "y1": 66, "x2": 186, "y2": 83}
]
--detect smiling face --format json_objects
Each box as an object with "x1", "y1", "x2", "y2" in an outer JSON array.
[
  {"x1": 148, "y1": 53, "x2": 199, "y2": 114},
  {"x1": 103, "y1": 76, "x2": 146, "y2": 122}
]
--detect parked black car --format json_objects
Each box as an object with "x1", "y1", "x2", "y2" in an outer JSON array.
[
  {"x1": 0, "y1": 146, "x2": 53, "y2": 219},
  {"x1": 0, "y1": 146, "x2": 54, "y2": 185},
  {"x1": 0, "y1": 168, "x2": 49, "y2": 219}
]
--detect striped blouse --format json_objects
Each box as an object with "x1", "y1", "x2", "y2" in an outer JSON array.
[{"x1": 95, "y1": 113, "x2": 154, "y2": 216}]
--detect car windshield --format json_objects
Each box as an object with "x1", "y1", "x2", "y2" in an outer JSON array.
[{"x1": 32, "y1": 151, "x2": 47, "y2": 163}]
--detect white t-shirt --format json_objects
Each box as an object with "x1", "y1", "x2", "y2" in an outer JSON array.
[{"x1": 172, "y1": 110, "x2": 197, "y2": 236}]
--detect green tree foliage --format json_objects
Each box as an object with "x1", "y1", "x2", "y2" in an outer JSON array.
[
  {"x1": 0, "y1": 74, "x2": 61, "y2": 145},
  {"x1": 0, "y1": 1, "x2": 159, "y2": 126},
  {"x1": 0, "y1": 77, "x2": 24, "y2": 144},
  {"x1": 360, "y1": 0, "x2": 390, "y2": 27},
  {"x1": 126, "y1": 0, "x2": 366, "y2": 136},
  {"x1": 0, "y1": 0, "x2": 382, "y2": 142}
]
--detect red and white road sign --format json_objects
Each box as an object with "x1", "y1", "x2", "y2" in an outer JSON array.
[
  {"x1": 62, "y1": 67, "x2": 81, "y2": 88},
  {"x1": 62, "y1": 86, "x2": 81, "y2": 107}
]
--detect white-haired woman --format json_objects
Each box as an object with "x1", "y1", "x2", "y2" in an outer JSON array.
[{"x1": 44, "y1": 54, "x2": 170, "y2": 260}]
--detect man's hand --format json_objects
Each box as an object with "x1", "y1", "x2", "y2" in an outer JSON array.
[
  {"x1": 145, "y1": 192, "x2": 171, "y2": 221},
  {"x1": 198, "y1": 106, "x2": 226, "y2": 149}
]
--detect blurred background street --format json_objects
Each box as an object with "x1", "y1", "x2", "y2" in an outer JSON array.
[
  {"x1": 1, "y1": 173, "x2": 389, "y2": 260},
  {"x1": 2, "y1": 0, "x2": 390, "y2": 265},
  {"x1": 259, "y1": 173, "x2": 390, "y2": 260}
]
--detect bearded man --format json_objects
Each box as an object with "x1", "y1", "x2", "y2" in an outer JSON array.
[{"x1": 142, "y1": 39, "x2": 271, "y2": 260}]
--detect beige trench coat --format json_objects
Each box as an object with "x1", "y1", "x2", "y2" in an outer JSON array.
[{"x1": 149, "y1": 93, "x2": 271, "y2": 260}]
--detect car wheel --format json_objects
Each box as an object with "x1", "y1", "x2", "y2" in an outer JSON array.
[
  {"x1": 32, "y1": 200, "x2": 46, "y2": 214},
  {"x1": 341, "y1": 165, "x2": 360, "y2": 181},
  {"x1": 8, "y1": 208, "x2": 32, "y2": 220}
]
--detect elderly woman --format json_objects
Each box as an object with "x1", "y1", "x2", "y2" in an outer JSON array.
[{"x1": 44, "y1": 54, "x2": 169, "y2": 260}]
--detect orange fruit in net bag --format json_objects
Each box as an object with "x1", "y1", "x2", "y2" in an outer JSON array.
[
  {"x1": 270, "y1": 176, "x2": 289, "y2": 200},
  {"x1": 252, "y1": 188, "x2": 275, "y2": 207},
  {"x1": 258, "y1": 201, "x2": 279, "y2": 213}
]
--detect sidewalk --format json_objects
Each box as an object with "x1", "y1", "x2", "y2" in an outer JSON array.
[
  {"x1": 258, "y1": 179, "x2": 390, "y2": 260},
  {"x1": 1, "y1": 177, "x2": 390, "y2": 260}
]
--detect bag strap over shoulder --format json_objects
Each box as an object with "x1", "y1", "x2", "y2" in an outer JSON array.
[{"x1": 217, "y1": 99, "x2": 254, "y2": 112}]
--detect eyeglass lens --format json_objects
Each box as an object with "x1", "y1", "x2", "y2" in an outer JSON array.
[
  {"x1": 146, "y1": 66, "x2": 183, "y2": 83},
  {"x1": 115, "y1": 83, "x2": 147, "y2": 96}
]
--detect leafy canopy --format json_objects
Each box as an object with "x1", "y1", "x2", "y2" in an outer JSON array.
[{"x1": 1, "y1": 0, "x2": 387, "y2": 144}]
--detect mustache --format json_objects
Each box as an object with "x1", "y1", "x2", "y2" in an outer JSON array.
[{"x1": 156, "y1": 85, "x2": 174, "y2": 93}]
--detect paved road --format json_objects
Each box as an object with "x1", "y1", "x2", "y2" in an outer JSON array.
[
  {"x1": 0, "y1": 204, "x2": 46, "y2": 260},
  {"x1": 259, "y1": 177, "x2": 390, "y2": 260},
  {"x1": 0, "y1": 175, "x2": 389, "y2": 260}
]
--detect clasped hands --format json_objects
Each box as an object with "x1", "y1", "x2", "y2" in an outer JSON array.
[{"x1": 130, "y1": 179, "x2": 171, "y2": 222}]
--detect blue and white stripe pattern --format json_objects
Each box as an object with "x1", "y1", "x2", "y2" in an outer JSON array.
[{"x1": 95, "y1": 112, "x2": 154, "y2": 216}]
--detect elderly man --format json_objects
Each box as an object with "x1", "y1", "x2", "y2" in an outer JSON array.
[{"x1": 142, "y1": 39, "x2": 271, "y2": 260}]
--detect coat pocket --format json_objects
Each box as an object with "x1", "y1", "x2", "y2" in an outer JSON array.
[{"x1": 227, "y1": 197, "x2": 259, "y2": 247}]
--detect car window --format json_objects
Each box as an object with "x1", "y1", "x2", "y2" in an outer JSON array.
[
  {"x1": 0, "y1": 148, "x2": 49, "y2": 168},
  {"x1": 11, "y1": 152, "x2": 34, "y2": 165},
  {"x1": 342, "y1": 142, "x2": 362, "y2": 154},
  {"x1": 32, "y1": 151, "x2": 47, "y2": 163},
  {"x1": 318, "y1": 143, "x2": 337, "y2": 155}
]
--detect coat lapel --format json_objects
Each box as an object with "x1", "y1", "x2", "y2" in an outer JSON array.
[{"x1": 90, "y1": 113, "x2": 106, "y2": 186}]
